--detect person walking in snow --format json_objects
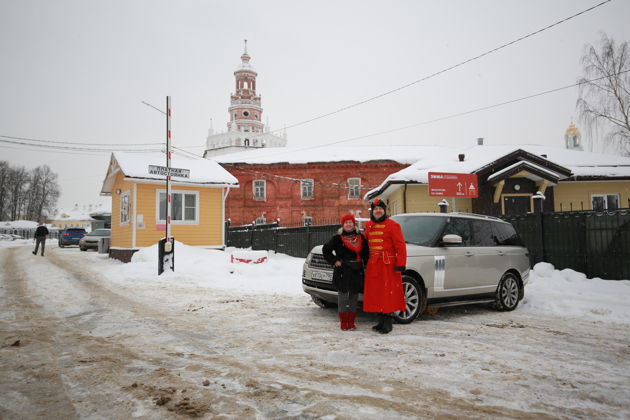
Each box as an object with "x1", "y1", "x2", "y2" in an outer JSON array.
[
  {"x1": 363, "y1": 199, "x2": 407, "y2": 334},
  {"x1": 32, "y1": 221, "x2": 49, "y2": 257},
  {"x1": 322, "y1": 214, "x2": 369, "y2": 331}
]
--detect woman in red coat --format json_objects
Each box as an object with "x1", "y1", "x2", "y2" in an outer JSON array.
[{"x1": 363, "y1": 199, "x2": 406, "y2": 334}]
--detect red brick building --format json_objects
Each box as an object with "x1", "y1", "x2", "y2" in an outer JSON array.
[{"x1": 218, "y1": 157, "x2": 408, "y2": 226}]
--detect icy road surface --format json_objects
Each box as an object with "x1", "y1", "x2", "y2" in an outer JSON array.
[{"x1": 1, "y1": 244, "x2": 629, "y2": 419}]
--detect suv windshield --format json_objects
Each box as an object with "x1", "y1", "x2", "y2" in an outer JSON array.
[{"x1": 391, "y1": 215, "x2": 446, "y2": 246}]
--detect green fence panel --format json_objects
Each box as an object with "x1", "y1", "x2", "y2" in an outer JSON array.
[
  {"x1": 543, "y1": 212, "x2": 587, "y2": 274},
  {"x1": 500, "y1": 213, "x2": 540, "y2": 266}
]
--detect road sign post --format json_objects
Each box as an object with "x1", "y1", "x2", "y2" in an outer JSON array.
[{"x1": 161, "y1": 96, "x2": 174, "y2": 274}]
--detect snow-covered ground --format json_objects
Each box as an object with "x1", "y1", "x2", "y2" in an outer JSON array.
[{"x1": 1, "y1": 239, "x2": 629, "y2": 418}]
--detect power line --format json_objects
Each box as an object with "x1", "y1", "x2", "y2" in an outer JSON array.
[
  {"x1": 249, "y1": 69, "x2": 630, "y2": 158},
  {"x1": 218, "y1": 0, "x2": 612, "y2": 141},
  {"x1": 0, "y1": 134, "x2": 162, "y2": 147},
  {"x1": 0, "y1": 138, "x2": 162, "y2": 153}
]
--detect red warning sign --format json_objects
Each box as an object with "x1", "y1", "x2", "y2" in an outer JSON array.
[{"x1": 428, "y1": 172, "x2": 479, "y2": 197}]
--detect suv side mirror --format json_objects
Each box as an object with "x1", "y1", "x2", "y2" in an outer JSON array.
[{"x1": 442, "y1": 234, "x2": 462, "y2": 245}]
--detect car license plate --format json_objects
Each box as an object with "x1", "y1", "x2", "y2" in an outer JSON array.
[{"x1": 311, "y1": 270, "x2": 332, "y2": 281}]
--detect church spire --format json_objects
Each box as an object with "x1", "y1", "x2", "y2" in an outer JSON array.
[{"x1": 240, "y1": 39, "x2": 251, "y2": 66}]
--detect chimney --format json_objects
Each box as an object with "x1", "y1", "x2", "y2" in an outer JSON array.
[
  {"x1": 477, "y1": 137, "x2": 484, "y2": 146},
  {"x1": 458, "y1": 154, "x2": 465, "y2": 162}
]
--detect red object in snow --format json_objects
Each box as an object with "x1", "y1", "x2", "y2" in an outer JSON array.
[{"x1": 230, "y1": 255, "x2": 268, "y2": 264}]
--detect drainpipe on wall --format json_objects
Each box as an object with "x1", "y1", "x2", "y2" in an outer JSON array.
[
  {"x1": 403, "y1": 183, "x2": 408, "y2": 213},
  {"x1": 132, "y1": 183, "x2": 137, "y2": 248}
]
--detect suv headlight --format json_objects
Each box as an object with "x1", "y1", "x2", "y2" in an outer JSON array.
[{"x1": 305, "y1": 252, "x2": 313, "y2": 265}]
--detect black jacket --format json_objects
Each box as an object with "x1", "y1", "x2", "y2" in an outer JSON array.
[
  {"x1": 322, "y1": 230, "x2": 369, "y2": 293},
  {"x1": 34, "y1": 226, "x2": 49, "y2": 237}
]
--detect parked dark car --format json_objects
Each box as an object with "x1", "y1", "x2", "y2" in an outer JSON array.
[
  {"x1": 58, "y1": 228, "x2": 87, "y2": 247},
  {"x1": 79, "y1": 229, "x2": 111, "y2": 251}
]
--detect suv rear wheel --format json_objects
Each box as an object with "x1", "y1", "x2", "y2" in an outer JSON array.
[
  {"x1": 495, "y1": 272, "x2": 520, "y2": 311},
  {"x1": 393, "y1": 275, "x2": 424, "y2": 324}
]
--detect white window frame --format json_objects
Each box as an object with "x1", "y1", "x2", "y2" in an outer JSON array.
[
  {"x1": 591, "y1": 193, "x2": 620, "y2": 211},
  {"x1": 156, "y1": 189, "x2": 200, "y2": 225},
  {"x1": 120, "y1": 191, "x2": 130, "y2": 225},
  {"x1": 253, "y1": 180, "x2": 266, "y2": 201},
  {"x1": 301, "y1": 179, "x2": 314, "y2": 200},
  {"x1": 348, "y1": 178, "x2": 361, "y2": 200}
]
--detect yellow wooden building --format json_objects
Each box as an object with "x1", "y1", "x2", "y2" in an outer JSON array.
[
  {"x1": 100, "y1": 151, "x2": 238, "y2": 260},
  {"x1": 366, "y1": 144, "x2": 630, "y2": 216}
]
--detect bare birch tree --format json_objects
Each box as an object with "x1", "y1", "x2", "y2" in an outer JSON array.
[
  {"x1": 576, "y1": 33, "x2": 630, "y2": 155},
  {"x1": 0, "y1": 161, "x2": 60, "y2": 221}
]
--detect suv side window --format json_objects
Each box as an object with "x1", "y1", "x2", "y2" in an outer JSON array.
[
  {"x1": 471, "y1": 220, "x2": 496, "y2": 246},
  {"x1": 443, "y1": 217, "x2": 472, "y2": 246},
  {"x1": 492, "y1": 222, "x2": 524, "y2": 246}
]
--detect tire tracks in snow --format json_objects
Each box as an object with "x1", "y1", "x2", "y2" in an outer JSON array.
[{"x1": 0, "y1": 247, "x2": 255, "y2": 418}]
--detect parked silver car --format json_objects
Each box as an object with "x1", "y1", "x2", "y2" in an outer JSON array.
[
  {"x1": 302, "y1": 212, "x2": 530, "y2": 323},
  {"x1": 79, "y1": 229, "x2": 111, "y2": 251}
]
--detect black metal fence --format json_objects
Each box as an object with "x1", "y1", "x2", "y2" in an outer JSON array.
[
  {"x1": 227, "y1": 209, "x2": 630, "y2": 280},
  {"x1": 0, "y1": 227, "x2": 60, "y2": 240},
  {"x1": 226, "y1": 222, "x2": 339, "y2": 259},
  {"x1": 502, "y1": 209, "x2": 630, "y2": 280}
]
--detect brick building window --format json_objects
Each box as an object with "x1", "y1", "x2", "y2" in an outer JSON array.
[
  {"x1": 253, "y1": 180, "x2": 266, "y2": 201},
  {"x1": 301, "y1": 179, "x2": 314, "y2": 200},
  {"x1": 303, "y1": 216, "x2": 313, "y2": 226},
  {"x1": 348, "y1": 178, "x2": 361, "y2": 199}
]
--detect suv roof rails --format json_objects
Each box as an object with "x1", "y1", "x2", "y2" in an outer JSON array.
[{"x1": 449, "y1": 212, "x2": 504, "y2": 221}]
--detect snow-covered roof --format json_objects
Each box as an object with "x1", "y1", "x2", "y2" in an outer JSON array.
[
  {"x1": 51, "y1": 204, "x2": 110, "y2": 221},
  {"x1": 366, "y1": 144, "x2": 630, "y2": 199},
  {"x1": 213, "y1": 145, "x2": 450, "y2": 166},
  {"x1": 102, "y1": 151, "x2": 239, "y2": 194}
]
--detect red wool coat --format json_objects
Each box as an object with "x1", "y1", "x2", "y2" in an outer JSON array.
[{"x1": 363, "y1": 217, "x2": 407, "y2": 313}]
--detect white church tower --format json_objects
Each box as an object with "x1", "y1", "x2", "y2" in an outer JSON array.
[{"x1": 204, "y1": 40, "x2": 287, "y2": 158}]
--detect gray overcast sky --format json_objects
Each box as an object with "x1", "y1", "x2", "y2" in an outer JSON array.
[{"x1": 1, "y1": 0, "x2": 629, "y2": 210}]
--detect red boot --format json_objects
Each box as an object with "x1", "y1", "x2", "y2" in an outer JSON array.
[
  {"x1": 347, "y1": 312, "x2": 356, "y2": 330},
  {"x1": 339, "y1": 312, "x2": 348, "y2": 330}
]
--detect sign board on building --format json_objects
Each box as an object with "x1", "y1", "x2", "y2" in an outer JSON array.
[
  {"x1": 148, "y1": 165, "x2": 190, "y2": 178},
  {"x1": 428, "y1": 172, "x2": 478, "y2": 197}
]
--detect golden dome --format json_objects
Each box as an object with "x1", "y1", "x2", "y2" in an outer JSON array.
[{"x1": 565, "y1": 122, "x2": 580, "y2": 137}]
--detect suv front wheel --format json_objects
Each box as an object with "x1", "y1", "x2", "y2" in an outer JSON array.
[
  {"x1": 495, "y1": 272, "x2": 520, "y2": 311},
  {"x1": 392, "y1": 275, "x2": 425, "y2": 324}
]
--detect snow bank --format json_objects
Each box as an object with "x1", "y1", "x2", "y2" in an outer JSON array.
[
  {"x1": 521, "y1": 262, "x2": 630, "y2": 324},
  {"x1": 105, "y1": 241, "x2": 305, "y2": 295}
]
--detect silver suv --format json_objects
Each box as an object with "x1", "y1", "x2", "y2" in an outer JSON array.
[{"x1": 302, "y1": 213, "x2": 530, "y2": 323}]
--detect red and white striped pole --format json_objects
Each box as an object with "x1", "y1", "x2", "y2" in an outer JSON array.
[{"x1": 166, "y1": 96, "x2": 171, "y2": 244}]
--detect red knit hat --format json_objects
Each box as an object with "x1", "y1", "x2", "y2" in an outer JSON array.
[{"x1": 340, "y1": 214, "x2": 356, "y2": 226}]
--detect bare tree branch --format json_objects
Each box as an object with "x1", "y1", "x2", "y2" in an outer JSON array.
[{"x1": 577, "y1": 33, "x2": 630, "y2": 155}]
